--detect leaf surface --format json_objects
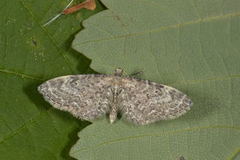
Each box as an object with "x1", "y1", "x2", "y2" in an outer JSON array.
[
  {"x1": 0, "y1": 0, "x2": 104, "y2": 159},
  {"x1": 71, "y1": 0, "x2": 240, "y2": 159}
]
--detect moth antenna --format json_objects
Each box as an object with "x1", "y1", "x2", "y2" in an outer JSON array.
[
  {"x1": 130, "y1": 71, "x2": 144, "y2": 77},
  {"x1": 42, "y1": 0, "x2": 74, "y2": 27}
]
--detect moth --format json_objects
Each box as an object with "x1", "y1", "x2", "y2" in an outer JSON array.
[{"x1": 38, "y1": 69, "x2": 192, "y2": 125}]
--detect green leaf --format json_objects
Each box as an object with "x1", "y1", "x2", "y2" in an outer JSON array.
[
  {"x1": 0, "y1": 0, "x2": 104, "y2": 159},
  {"x1": 71, "y1": 0, "x2": 240, "y2": 159}
]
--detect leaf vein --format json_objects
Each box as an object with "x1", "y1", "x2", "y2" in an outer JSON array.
[
  {"x1": 0, "y1": 68, "x2": 43, "y2": 80},
  {"x1": 76, "y1": 11, "x2": 240, "y2": 45},
  {"x1": 19, "y1": 0, "x2": 74, "y2": 73},
  {"x1": 172, "y1": 73, "x2": 240, "y2": 86}
]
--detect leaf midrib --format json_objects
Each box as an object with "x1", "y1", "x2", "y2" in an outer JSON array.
[{"x1": 76, "y1": 11, "x2": 240, "y2": 45}]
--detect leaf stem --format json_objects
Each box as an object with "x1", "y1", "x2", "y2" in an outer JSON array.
[{"x1": 63, "y1": 0, "x2": 96, "y2": 15}]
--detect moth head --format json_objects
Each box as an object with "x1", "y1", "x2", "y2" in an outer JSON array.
[{"x1": 114, "y1": 68, "x2": 123, "y2": 76}]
